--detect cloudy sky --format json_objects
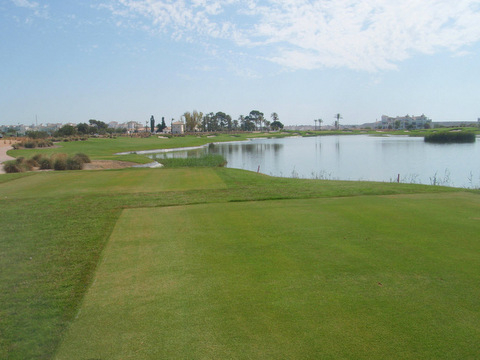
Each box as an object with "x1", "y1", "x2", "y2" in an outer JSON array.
[{"x1": 1, "y1": 0, "x2": 480, "y2": 126}]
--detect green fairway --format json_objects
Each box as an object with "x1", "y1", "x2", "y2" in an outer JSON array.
[
  {"x1": 56, "y1": 193, "x2": 480, "y2": 359},
  {"x1": 0, "y1": 168, "x2": 226, "y2": 198},
  {"x1": 0, "y1": 164, "x2": 477, "y2": 359}
]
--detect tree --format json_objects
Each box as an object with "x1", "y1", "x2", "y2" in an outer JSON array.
[
  {"x1": 88, "y1": 119, "x2": 108, "y2": 134},
  {"x1": 26, "y1": 130, "x2": 48, "y2": 139},
  {"x1": 334, "y1": 113, "x2": 342, "y2": 130},
  {"x1": 183, "y1": 110, "x2": 203, "y2": 132},
  {"x1": 232, "y1": 119, "x2": 239, "y2": 130},
  {"x1": 247, "y1": 110, "x2": 264, "y2": 131},
  {"x1": 76, "y1": 123, "x2": 90, "y2": 134},
  {"x1": 271, "y1": 120, "x2": 284, "y2": 130},
  {"x1": 318, "y1": 118, "x2": 323, "y2": 130},
  {"x1": 214, "y1": 112, "x2": 232, "y2": 130},
  {"x1": 157, "y1": 117, "x2": 167, "y2": 132},
  {"x1": 239, "y1": 114, "x2": 255, "y2": 131},
  {"x1": 203, "y1": 112, "x2": 216, "y2": 132},
  {"x1": 54, "y1": 124, "x2": 77, "y2": 137},
  {"x1": 150, "y1": 115, "x2": 155, "y2": 133}
]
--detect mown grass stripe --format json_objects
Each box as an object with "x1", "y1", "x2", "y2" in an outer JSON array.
[{"x1": 56, "y1": 194, "x2": 480, "y2": 359}]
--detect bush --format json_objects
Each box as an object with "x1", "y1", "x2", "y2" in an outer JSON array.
[
  {"x1": 32, "y1": 154, "x2": 44, "y2": 162},
  {"x1": 425, "y1": 131, "x2": 476, "y2": 143},
  {"x1": 66, "y1": 156, "x2": 83, "y2": 170},
  {"x1": 4, "y1": 158, "x2": 32, "y2": 173},
  {"x1": 74, "y1": 153, "x2": 91, "y2": 164},
  {"x1": 39, "y1": 157, "x2": 52, "y2": 170},
  {"x1": 26, "y1": 158, "x2": 38, "y2": 168},
  {"x1": 3, "y1": 160, "x2": 21, "y2": 173},
  {"x1": 53, "y1": 154, "x2": 68, "y2": 171}
]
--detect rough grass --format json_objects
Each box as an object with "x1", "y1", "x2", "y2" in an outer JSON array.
[
  {"x1": 424, "y1": 130, "x2": 476, "y2": 143},
  {"x1": 56, "y1": 194, "x2": 480, "y2": 359},
  {"x1": 0, "y1": 167, "x2": 478, "y2": 359}
]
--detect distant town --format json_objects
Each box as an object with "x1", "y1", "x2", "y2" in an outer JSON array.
[{"x1": 1, "y1": 113, "x2": 479, "y2": 137}]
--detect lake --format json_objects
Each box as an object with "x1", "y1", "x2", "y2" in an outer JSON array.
[{"x1": 150, "y1": 135, "x2": 480, "y2": 188}]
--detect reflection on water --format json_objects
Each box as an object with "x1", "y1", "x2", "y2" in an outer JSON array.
[{"x1": 150, "y1": 135, "x2": 480, "y2": 188}]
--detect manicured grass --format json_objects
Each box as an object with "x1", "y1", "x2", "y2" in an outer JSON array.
[
  {"x1": 0, "y1": 168, "x2": 226, "y2": 198},
  {"x1": 0, "y1": 166, "x2": 477, "y2": 359},
  {"x1": 0, "y1": 196, "x2": 120, "y2": 360},
  {"x1": 56, "y1": 194, "x2": 480, "y2": 359}
]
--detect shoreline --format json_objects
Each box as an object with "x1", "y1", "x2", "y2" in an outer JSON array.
[{"x1": 114, "y1": 139, "x2": 252, "y2": 156}]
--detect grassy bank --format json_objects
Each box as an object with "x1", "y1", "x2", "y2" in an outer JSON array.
[
  {"x1": 7, "y1": 133, "x2": 287, "y2": 164},
  {"x1": 1, "y1": 165, "x2": 478, "y2": 359}
]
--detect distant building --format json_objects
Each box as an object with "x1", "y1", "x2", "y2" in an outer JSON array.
[
  {"x1": 380, "y1": 114, "x2": 432, "y2": 130},
  {"x1": 171, "y1": 121, "x2": 185, "y2": 135}
]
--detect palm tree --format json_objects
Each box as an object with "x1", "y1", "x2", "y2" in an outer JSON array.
[
  {"x1": 314, "y1": 119, "x2": 318, "y2": 130},
  {"x1": 334, "y1": 113, "x2": 342, "y2": 130},
  {"x1": 318, "y1": 118, "x2": 323, "y2": 130}
]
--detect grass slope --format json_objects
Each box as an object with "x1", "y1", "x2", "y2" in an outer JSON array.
[
  {"x1": 56, "y1": 195, "x2": 480, "y2": 359},
  {"x1": 0, "y1": 168, "x2": 226, "y2": 198},
  {"x1": 0, "y1": 166, "x2": 476, "y2": 359}
]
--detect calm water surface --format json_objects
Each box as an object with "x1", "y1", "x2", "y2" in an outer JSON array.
[{"x1": 151, "y1": 135, "x2": 480, "y2": 188}]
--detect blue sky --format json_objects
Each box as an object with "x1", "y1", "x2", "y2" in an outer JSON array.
[{"x1": 1, "y1": 0, "x2": 480, "y2": 127}]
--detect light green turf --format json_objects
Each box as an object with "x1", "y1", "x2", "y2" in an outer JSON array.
[
  {"x1": 56, "y1": 193, "x2": 480, "y2": 359},
  {"x1": 0, "y1": 168, "x2": 226, "y2": 198}
]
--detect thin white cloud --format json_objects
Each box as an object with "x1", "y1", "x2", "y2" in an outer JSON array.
[
  {"x1": 103, "y1": 0, "x2": 480, "y2": 71},
  {"x1": 11, "y1": 0, "x2": 48, "y2": 18}
]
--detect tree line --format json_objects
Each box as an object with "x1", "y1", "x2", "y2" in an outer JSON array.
[
  {"x1": 28, "y1": 111, "x2": 285, "y2": 139},
  {"x1": 182, "y1": 110, "x2": 284, "y2": 132}
]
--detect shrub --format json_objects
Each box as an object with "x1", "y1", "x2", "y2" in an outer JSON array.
[
  {"x1": 53, "y1": 154, "x2": 68, "y2": 171},
  {"x1": 66, "y1": 156, "x2": 83, "y2": 170},
  {"x1": 36, "y1": 139, "x2": 53, "y2": 148},
  {"x1": 74, "y1": 153, "x2": 91, "y2": 164},
  {"x1": 26, "y1": 158, "x2": 38, "y2": 168},
  {"x1": 425, "y1": 131, "x2": 476, "y2": 143},
  {"x1": 19, "y1": 161, "x2": 33, "y2": 172},
  {"x1": 39, "y1": 157, "x2": 52, "y2": 170},
  {"x1": 3, "y1": 160, "x2": 21, "y2": 173},
  {"x1": 32, "y1": 154, "x2": 44, "y2": 162}
]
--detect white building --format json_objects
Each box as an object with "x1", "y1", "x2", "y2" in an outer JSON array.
[
  {"x1": 381, "y1": 114, "x2": 432, "y2": 130},
  {"x1": 171, "y1": 121, "x2": 185, "y2": 135}
]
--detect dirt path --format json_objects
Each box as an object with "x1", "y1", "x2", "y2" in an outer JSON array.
[{"x1": 0, "y1": 141, "x2": 16, "y2": 174}]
